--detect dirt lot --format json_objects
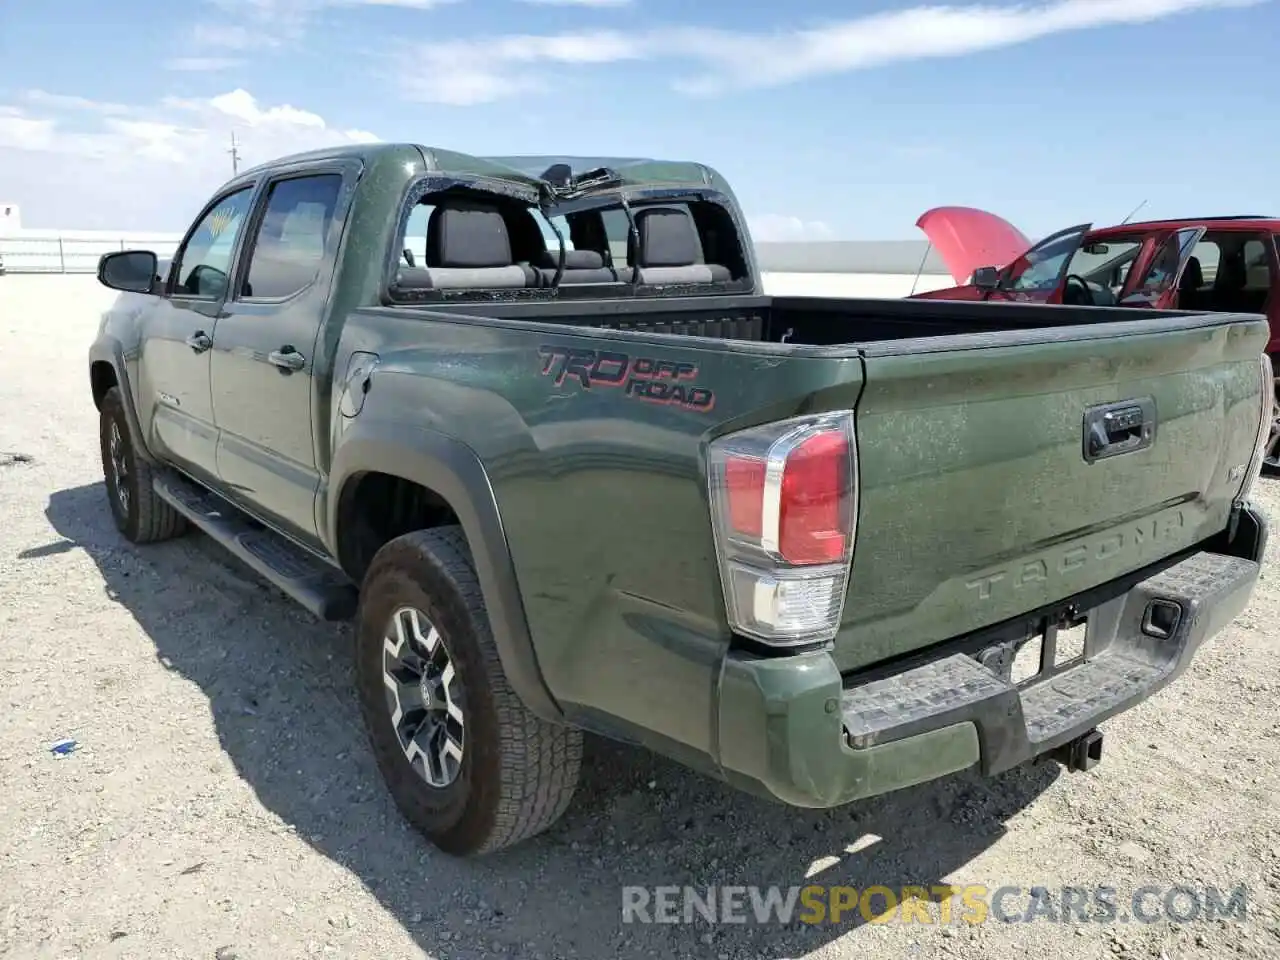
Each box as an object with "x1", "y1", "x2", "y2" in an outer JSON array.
[{"x1": 1, "y1": 275, "x2": 1278, "y2": 960}]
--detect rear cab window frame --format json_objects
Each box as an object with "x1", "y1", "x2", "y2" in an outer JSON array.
[{"x1": 381, "y1": 175, "x2": 754, "y2": 305}]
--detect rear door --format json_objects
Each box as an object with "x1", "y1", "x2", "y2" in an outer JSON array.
[
  {"x1": 836, "y1": 311, "x2": 1269, "y2": 672},
  {"x1": 209, "y1": 162, "x2": 353, "y2": 548},
  {"x1": 1121, "y1": 226, "x2": 1207, "y2": 308}
]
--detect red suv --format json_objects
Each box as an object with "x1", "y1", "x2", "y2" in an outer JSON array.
[{"x1": 913, "y1": 207, "x2": 1280, "y2": 470}]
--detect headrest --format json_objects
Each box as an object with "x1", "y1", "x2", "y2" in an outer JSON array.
[
  {"x1": 634, "y1": 208, "x2": 700, "y2": 268},
  {"x1": 427, "y1": 202, "x2": 512, "y2": 268},
  {"x1": 532, "y1": 249, "x2": 604, "y2": 270}
]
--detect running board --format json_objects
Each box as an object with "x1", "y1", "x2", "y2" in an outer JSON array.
[{"x1": 153, "y1": 471, "x2": 359, "y2": 621}]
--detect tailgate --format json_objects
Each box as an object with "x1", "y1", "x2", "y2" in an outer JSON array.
[{"x1": 836, "y1": 313, "x2": 1269, "y2": 673}]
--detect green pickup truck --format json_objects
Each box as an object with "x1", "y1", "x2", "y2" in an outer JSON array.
[{"x1": 90, "y1": 143, "x2": 1272, "y2": 857}]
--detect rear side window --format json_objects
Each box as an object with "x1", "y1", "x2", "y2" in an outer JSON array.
[{"x1": 241, "y1": 174, "x2": 342, "y2": 300}]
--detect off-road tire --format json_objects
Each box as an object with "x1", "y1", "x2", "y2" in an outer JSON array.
[
  {"x1": 98, "y1": 386, "x2": 188, "y2": 543},
  {"x1": 355, "y1": 526, "x2": 583, "y2": 856}
]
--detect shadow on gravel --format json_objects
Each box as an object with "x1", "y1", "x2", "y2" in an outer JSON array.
[{"x1": 45, "y1": 481, "x2": 1061, "y2": 958}]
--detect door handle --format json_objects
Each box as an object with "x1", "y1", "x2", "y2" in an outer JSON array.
[
  {"x1": 268, "y1": 347, "x2": 306, "y2": 372},
  {"x1": 185, "y1": 331, "x2": 212, "y2": 353},
  {"x1": 1082, "y1": 397, "x2": 1156, "y2": 463}
]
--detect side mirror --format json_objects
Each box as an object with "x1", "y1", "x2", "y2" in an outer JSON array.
[
  {"x1": 972, "y1": 265, "x2": 1000, "y2": 290},
  {"x1": 98, "y1": 250, "x2": 159, "y2": 294}
]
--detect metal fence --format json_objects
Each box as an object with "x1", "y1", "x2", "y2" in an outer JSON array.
[{"x1": 0, "y1": 236, "x2": 181, "y2": 274}]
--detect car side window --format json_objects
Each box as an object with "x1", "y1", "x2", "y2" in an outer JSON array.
[
  {"x1": 1133, "y1": 228, "x2": 1201, "y2": 297},
  {"x1": 241, "y1": 174, "x2": 343, "y2": 300},
  {"x1": 1003, "y1": 225, "x2": 1089, "y2": 292},
  {"x1": 1243, "y1": 238, "x2": 1273, "y2": 292},
  {"x1": 172, "y1": 188, "x2": 255, "y2": 299}
]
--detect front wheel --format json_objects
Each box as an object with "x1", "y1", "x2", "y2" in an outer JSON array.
[
  {"x1": 354, "y1": 526, "x2": 582, "y2": 856},
  {"x1": 98, "y1": 386, "x2": 188, "y2": 543}
]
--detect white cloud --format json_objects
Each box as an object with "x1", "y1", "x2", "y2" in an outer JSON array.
[
  {"x1": 0, "y1": 110, "x2": 56, "y2": 152},
  {"x1": 0, "y1": 89, "x2": 380, "y2": 230},
  {"x1": 189, "y1": 0, "x2": 458, "y2": 51},
  {"x1": 395, "y1": 33, "x2": 620, "y2": 105},
  {"x1": 23, "y1": 90, "x2": 133, "y2": 115},
  {"x1": 189, "y1": 22, "x2": 284, "y2": 52},
  {"x1": 748, "y1": 215, "x2": 836, "y2": 243},
  {"x1": 165, "y1": 57, "x2": 243, "y2": 72},
  {"x1": 667, "y1": 0, "x2": 1266, "y2": 95},
  {"x1": 399, "y1": 0, "x2": 1263, "y2": 103},
  {"x1": 516, "y1": 0, "x2": 632, "y2": 6},
  {"x1": 406, "y1": 31, "x2": 646, "y2": 104}
]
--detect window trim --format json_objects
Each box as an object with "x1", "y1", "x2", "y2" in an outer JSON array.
[
  {"x1": 166, "y1": 182, "x2": 260, "y2": 301},
  {"x1": 233, "y1": 162, "x2": 357, "y2": 306}
]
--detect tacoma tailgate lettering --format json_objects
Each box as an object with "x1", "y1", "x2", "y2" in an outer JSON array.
[{"x1": 965, "y1": 510, "x2": 1188, "y2": 602}]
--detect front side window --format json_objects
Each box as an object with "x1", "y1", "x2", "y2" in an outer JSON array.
[
  {"x1": 242, "y1": 174, "x2": 342, "y2": 299},
  {"x1": 173, "y1": 187, "x2": 254, "y2": 298},
  {"x1": 1003, "y1": 224, "x2": 1090, "y2": 292}
]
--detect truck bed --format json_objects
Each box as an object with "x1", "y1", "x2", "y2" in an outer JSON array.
[
  {"x1": 391, "y1": 292, "x2": 1196, "y2": 351},
  {"x1": 352, "y1": 293, "x2": 1267, "y2": 687}
]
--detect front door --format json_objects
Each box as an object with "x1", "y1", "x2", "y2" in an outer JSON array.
[
  {"x1": 137, "y1": 186, "x2": 256, "y2": 482},
  {"x1": 992, "y1": 223, "x2": 1093, "y2": 303},
  {"x1": 209, "y1": 168, "x2": 348, "y2": 547}
]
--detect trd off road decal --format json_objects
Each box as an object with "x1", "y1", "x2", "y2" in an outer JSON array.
[{"x1": 537, "y1": 345, "x2": 715, "y2": 412}]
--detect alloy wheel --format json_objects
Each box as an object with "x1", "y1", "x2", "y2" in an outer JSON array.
[
  {"x1": 108, "y1": 419, "x2": 130, "y2": 515},
  {"x1": 382, "y1": 605, "x2": 466, "y2": 788}
]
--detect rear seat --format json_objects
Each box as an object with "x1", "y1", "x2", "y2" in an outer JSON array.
[
  {"x1": 530, "y1": 248, "x2": 623, "y2": 285},
  {"x1": 396, "y1": 201, "x2": 537, "y2": 290},
  {"x1": 631, "y1": 208, "x2": 731, "y2": 284}
]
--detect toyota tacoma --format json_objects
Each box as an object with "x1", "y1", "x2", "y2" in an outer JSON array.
[{"x1": 89, "y1": 143, "x2": 1271, "y2": 856}]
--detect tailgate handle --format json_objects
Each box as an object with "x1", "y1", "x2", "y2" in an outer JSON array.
[{"x1": 1083, "y1": 398, "x2": 1156, "y2": 463}]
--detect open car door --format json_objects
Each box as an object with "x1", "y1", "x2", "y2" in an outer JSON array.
[
  {"x1": 989, "y1": 222, "x2": 1093, "y2": 303},
  {"x1": 1117, "y1": 225, "x2": 1208, "y2": 309}
]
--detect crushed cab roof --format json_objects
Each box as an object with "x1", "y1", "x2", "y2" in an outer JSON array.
[{"x1": 228, "y1": 142, "x2": 734, "y2": 197}]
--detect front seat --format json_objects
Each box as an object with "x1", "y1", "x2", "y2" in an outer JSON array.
[{"x1": 1177, "y1": 255, "x2": 1203, "y2": 309}]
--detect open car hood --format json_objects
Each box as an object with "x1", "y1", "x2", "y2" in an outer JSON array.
[{"x1": 916, "y1": 206, "x2": 1033, "y2": 284}]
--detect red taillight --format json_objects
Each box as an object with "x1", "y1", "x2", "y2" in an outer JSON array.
[
  {"x1": 779, "y1": 431, "x2": 849, "y2": 565},
  {"x1": 707, "y1": 411, "x2": 858, "y2": 647}
]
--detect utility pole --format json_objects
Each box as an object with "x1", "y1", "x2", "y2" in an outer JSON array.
[{"x1": 228, "y1": 130, "x2": 241, "y2": 175}]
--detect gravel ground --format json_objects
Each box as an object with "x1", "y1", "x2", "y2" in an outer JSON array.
[{"x1": 1, "y1": 275, "x2": 1279, "y2": 960}]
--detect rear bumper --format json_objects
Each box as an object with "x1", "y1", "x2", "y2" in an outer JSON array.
[{"x1": 715, "y1": 505, "x2": 1266, "y2": 808}]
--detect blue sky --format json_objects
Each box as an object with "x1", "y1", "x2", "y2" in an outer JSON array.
[{"x1": 1, "y1": 0, "x2": 1277, "y2": 240}]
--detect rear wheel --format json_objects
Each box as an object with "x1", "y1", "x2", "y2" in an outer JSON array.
[
  {"x1": 354, "y1": 526, "x2": 582, "y2": 856},
  {"x1": 98, "y1": 386, "x2": 188, "y2": 543}
]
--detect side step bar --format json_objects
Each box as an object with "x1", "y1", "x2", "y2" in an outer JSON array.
[{"x1": 153, "y1": 471, "x2": 359, "y2": 621}]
